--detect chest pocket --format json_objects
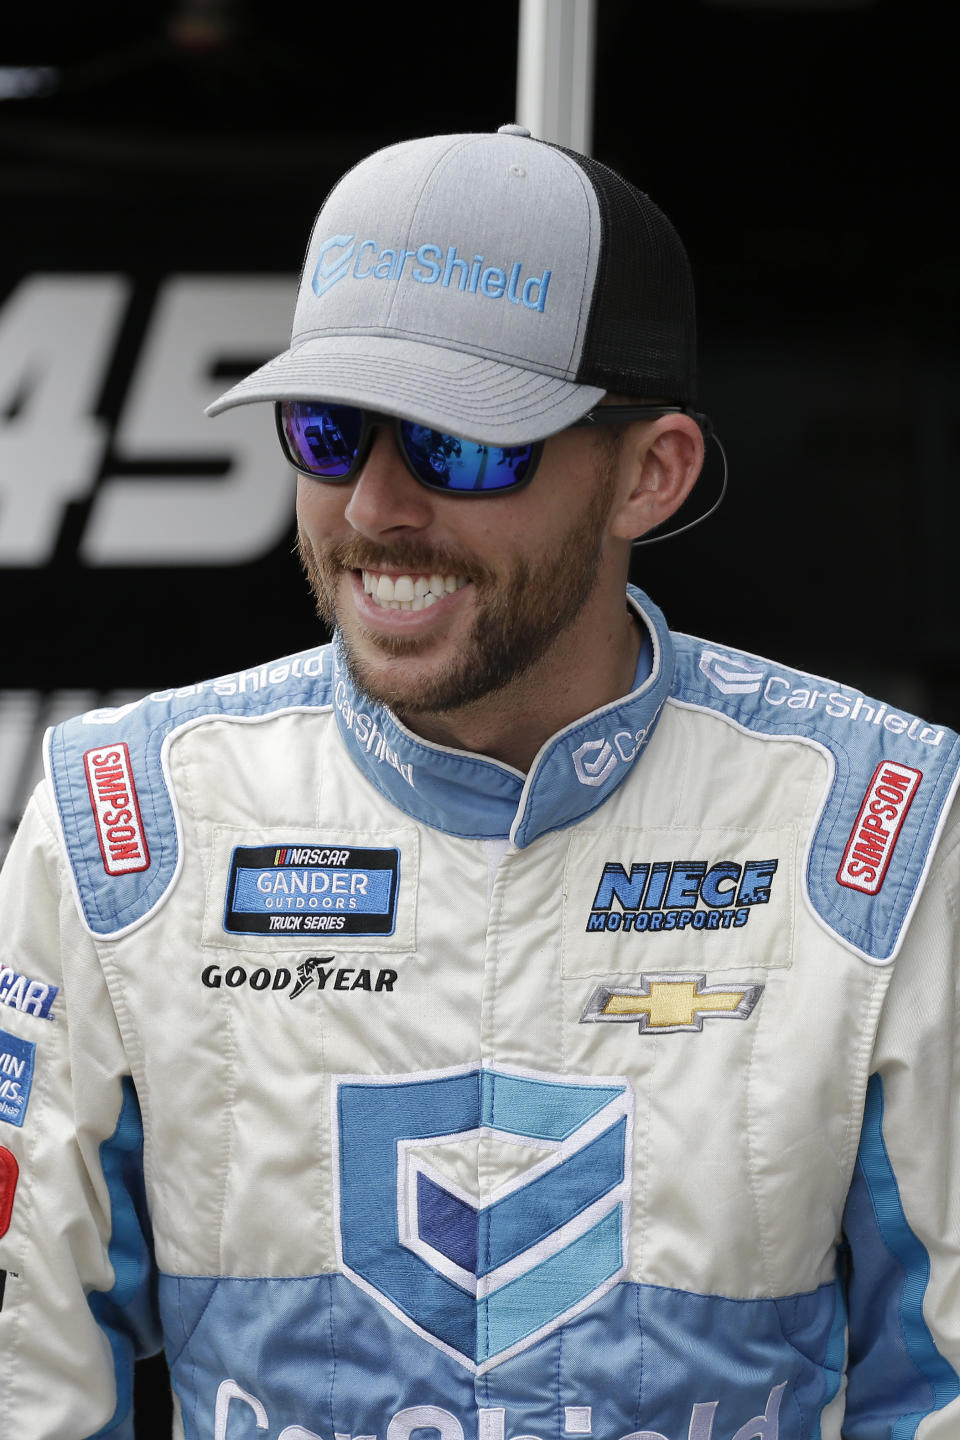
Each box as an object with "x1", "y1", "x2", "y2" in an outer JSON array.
[{"x1": 561, "y1": 824, "x2": 796, "y2": 977}]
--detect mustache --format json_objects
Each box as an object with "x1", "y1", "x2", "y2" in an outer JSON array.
[{"x1": 310, "y1": 534, "x2": 493, "y2": 586}]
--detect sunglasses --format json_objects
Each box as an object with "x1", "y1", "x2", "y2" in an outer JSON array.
[{"x1": 276, "y1": 400, "x2": 688, "y2": 496}]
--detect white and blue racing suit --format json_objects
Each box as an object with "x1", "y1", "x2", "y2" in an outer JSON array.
[{"x1": 1, "y1": 586, "x2": 959, "y2": 1439}]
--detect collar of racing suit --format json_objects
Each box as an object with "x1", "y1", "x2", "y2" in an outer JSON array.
[{"x1": 331, "y1": 585, "x2": 670, "y2": 848}]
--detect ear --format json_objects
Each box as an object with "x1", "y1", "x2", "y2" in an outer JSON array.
[{"x1": 609, "y1": 414, "x2": 706, "y2": 542}]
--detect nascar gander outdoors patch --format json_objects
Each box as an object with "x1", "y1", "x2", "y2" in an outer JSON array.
[
  {"x1": 224, "y1": 844, "x2": 400, "y2": 936},
  {"x1": 334, "y1": 1064, "x2": 632, "y2": 1373}
]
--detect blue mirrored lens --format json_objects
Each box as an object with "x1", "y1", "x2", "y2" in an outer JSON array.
[
  {"x1": 402, "y1": 423, "x2": 534, "y2": 491},
  {"x1": 282, "y1": 402, "x2": 363, "y2": 476}
]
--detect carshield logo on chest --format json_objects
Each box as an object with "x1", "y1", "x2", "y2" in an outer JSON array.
[{"x1": 333, "y1": 1064, "x2": 632, "y2": 1373}]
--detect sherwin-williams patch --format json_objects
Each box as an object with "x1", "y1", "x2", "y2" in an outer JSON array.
[
  {"x1": 0, "y1": 1030, "x2": 36, "y2": 1128},
  {"x1": 224, "y1": 844, "x2": 400, "y2": 936}
]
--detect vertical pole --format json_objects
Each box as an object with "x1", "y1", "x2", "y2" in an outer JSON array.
[{"x1": 516, "y1": 0, "x2": 597, "y2": 154}]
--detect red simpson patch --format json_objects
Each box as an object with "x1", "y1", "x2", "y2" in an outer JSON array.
[
  {"x1": 837, "y1": 762, "x2": 922, "y2": 895},
  {"x1": 83, "y1": 743, "x2": 150, "y2": 876},
  {"x1": 0, "y1": 1146, "x2": 19, "y2": 1238}
]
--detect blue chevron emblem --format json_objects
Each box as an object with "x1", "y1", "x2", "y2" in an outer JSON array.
[{"x1": 333, "y1": 1065, "x2": 632, "y2": 1373}]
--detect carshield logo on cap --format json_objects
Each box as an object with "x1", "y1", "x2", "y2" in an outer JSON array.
[
  {"x1": 334, "y1": 1064, "x2": 632, "y2": 1372},
  {"x1": 311, "y1": 232, "x2": 552, "y2": 311},
  {"x1": 312, "y1": 234, "x2": 357, "y2": 297}
]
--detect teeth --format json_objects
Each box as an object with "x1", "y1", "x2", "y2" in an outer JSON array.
[{"x1": 361, "y1": 570, "x2": 465, "y2": 609}]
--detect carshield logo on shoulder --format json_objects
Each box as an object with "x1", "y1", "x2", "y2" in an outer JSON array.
[
  {"x1": 334, "y1": 1064, "x2": 632, "y2": 1373},
  {"x1": 699, "y1": 649, "x2": 765, "y2": 696}
]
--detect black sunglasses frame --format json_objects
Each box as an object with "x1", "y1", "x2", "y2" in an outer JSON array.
[{"x1": 276, "y1": 401, "x2": 702, "y2": 497}]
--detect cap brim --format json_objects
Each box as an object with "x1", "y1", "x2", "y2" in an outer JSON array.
[{"x1": 205, "y1": 335, "x2": 604, "y2": 445}]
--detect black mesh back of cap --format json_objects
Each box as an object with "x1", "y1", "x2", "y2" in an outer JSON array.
[{"x1": 552, "y1": 147, "x2": 697, "y2": 405}]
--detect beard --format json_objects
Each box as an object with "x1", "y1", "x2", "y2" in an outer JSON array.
[{"x1": 297, "y1": 460, "x2": 618, "y2": 720}]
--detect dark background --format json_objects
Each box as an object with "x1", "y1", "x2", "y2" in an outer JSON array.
[{"x1": 0, "y1": 0, "x2": 955, "y2": 1428}]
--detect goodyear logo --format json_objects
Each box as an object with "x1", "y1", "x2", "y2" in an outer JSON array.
[
  {"x1": 334, "y1": 1065, "x2": 631, "y2": 1373},
  {"x1": 224, "y1": 844, "x2": 400, "y2": 937},
  {"x1": 586, "y1": 858, "x2": 778, "y2": 934}
]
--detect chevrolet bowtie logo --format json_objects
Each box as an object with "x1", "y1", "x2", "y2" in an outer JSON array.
[{"x1": 580, "y1": 973, "x2": 764, "y2": 1034}]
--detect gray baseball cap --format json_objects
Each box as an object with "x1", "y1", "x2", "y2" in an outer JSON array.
[{"x1": 207, "y1": 126, "x2": 697, "y2": 445}]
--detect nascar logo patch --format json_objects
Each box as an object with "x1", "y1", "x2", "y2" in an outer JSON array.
[{"x1": 224, "y1": 844, "x2": 400, "y2": 936}]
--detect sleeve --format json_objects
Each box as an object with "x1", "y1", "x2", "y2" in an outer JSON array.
[
  {"x1": 840, "y1": 808, "x2": 960, "y2": 1438},
  {"x1": 0, "y1": 783, "x2": 162, "y2": 1439}
]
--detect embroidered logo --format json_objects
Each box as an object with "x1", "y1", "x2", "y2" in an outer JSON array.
[
  {"x1": 699, "y1": 650, "x2": 945, "y2": 748},
  {"x1": 699, "y1": 649, "x2": 765, "y2": 695},
  {"x1": 333, "y1": 1065, "x2": 632, "y2": 1373},
  {"x1": 199, "y1": 960, "x2": 399, "y2": 994},
  {"x1": 0, "y1": 966, "x2": 57, "y2": 1021},
  {"x1": 83, "y1": 744, "x2": 150, "y2": 876},
  {"x1": 211, "y1": 1377, "x2": 788, "y2": 1440},
  {"x1": 334, "y1": 679, "x2": 416, "y2": 789},
  {"x1": 224, "y1": 844, "x2": 400, "y2": 936},
  {"x1": 586, "y1": 857, "x2": 778, "y2": 934},
  {"x1": 312, "y1": 233, "x2": 552, "y2": 310},
  {"x1": 0, "y1": 1031, "x2": 36, "y2": 1128},
  {"x1": 571, "y1": 708, "x2": 663, "y2": 788},
  {"x1": 571, "y1": 737, "x2": 618, "y2": 787},
  {"x1": 837, "y1": 762, "x2": 922, "y2": 895},
  {"x1": 581, "y1": 974, "x2": 764, "y2": 1035},
  {"x1": 311, "y1": 234, "x2": 357, "y2": 296}
]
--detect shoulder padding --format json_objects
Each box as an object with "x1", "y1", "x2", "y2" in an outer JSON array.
[
  {"x1": 45, "y1": 647, "x2": 334, "y2": 938},
  {"x1": 672, "y1": 636, "x2": 960, "y2": 964}
]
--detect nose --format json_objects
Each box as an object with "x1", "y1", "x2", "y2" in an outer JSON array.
[{"x1": 343, "y1": 424, "x2": 435, "y2": 538}]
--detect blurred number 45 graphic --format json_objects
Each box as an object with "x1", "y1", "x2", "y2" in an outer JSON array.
[{"x1": 0, "y1": 275, "x2": 292, "y2": 567}]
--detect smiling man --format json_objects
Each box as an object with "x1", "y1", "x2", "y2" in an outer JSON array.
[
  {"x1": 2, "y1": 128, "x2": 960, "y2": 1440},
  {"x1": 293, "y1": 398, "x2": 699, "y2": 766}
]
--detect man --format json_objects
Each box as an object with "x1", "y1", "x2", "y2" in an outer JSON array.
[{"x1": 1, "y1": 127, "x2": 958, "y2": 1440}]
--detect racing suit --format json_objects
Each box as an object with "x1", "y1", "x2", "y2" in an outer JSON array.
[{"x1": 1, "y1": 585, "x2": 959, "y2": 1440}]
